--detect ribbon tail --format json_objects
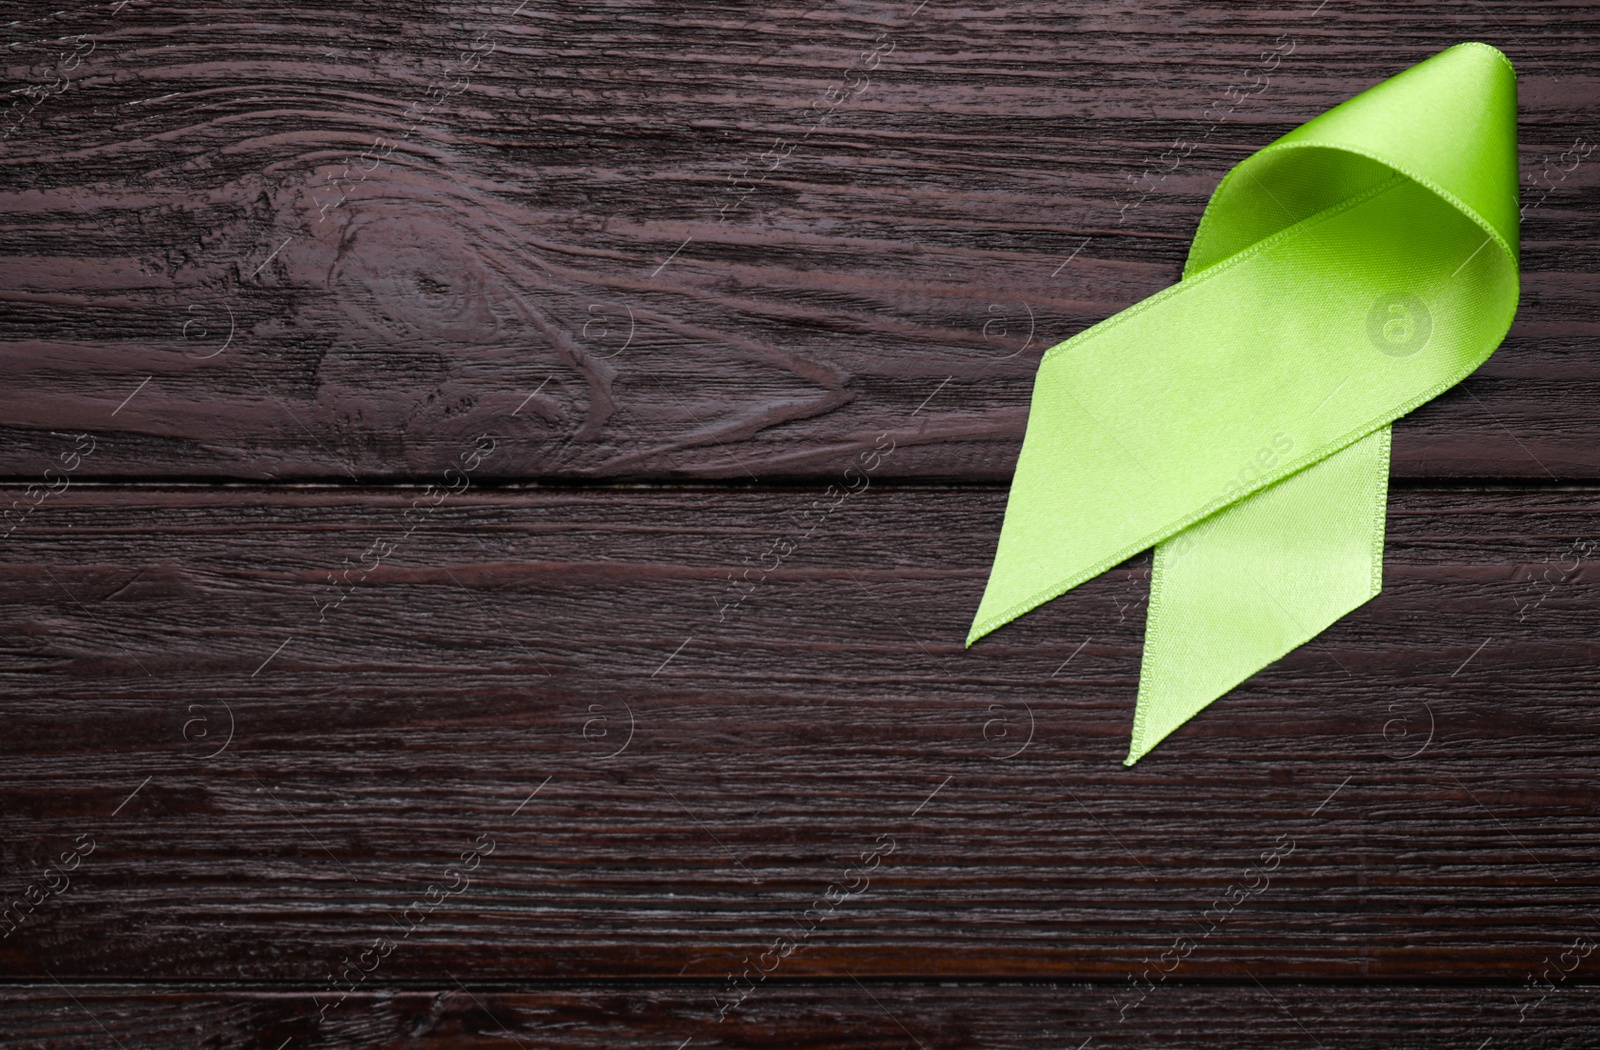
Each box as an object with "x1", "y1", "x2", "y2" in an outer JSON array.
[{"x1": 1127, "y1": 426, "x2": 1392, "y2": 765}]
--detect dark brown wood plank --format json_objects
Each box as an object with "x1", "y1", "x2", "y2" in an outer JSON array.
[
  {"x1": 2, "y1": 982, "x2": 1598, "y2": 1049},
  {"x1": 1, "y1": 2, "x2": 1597, "y2": 480},
  {"x1": 1, "y1": 484, "x2": 1597, "y2": 982}
]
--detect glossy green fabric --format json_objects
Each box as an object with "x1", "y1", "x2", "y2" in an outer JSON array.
[{"x1": 967, "y1": 43, "x2": 1519, "y2": 765}]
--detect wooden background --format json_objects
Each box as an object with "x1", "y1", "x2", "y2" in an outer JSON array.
[{"x1": 2, "y1": 1, "x2": 1597, "y2": 1046}]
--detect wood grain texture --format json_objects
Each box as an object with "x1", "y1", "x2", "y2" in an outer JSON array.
[
  {"x1": 1, "y1": 485, "x2": 1596, "y2": 983},
  {"x1": 2, "y1": 982, "x2": 1597, "y2": 1049},
  {"x1": 1, "y1": 1, "x2": 1597, "y2": 480},
  {"x1": 6, "y1": 1, "x2": 1600, "y2": 1044}
]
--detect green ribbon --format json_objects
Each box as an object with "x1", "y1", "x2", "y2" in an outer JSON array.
[{"x1": 967, "y1": 43, "x2": 1520, "y2": 765}]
